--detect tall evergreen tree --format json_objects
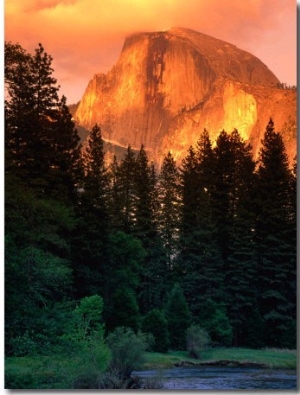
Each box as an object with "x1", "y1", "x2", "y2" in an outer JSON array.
[
  {"x1": 83, "y1": 124, "x2": 108, "y2": 209},
  {"x1": 5, "y1": 42, "x2": 82, "y2": 201},
  {"x1": 6, "y1": 43, "x2": 59, "y2": 184},
  {"x1": 177, "y1": 143, "x2": 222, "y2": 317},
  {"x1": 195, "y1": 128, "x2": 216, "y2": 196},
  {"x1": 157, "y1": 152, "x2": 181, "y2": 267},
  {"x1": 220, "y1": 129, "x2": 257, "y2": 346},
  {"x1": 114, "y1": 145, "x2": 137, "y2": 233},
  {"x1": 254, "y1": 119, "x2": 296, "y2": 347},
  {"x1": 211, "y1": 130, "x2": 234, "y2": 263},
  {"x1": 107, "y1": 155, "x2": 123, "y2": 230},
  {"x1": 134, "y1": 146, "x2": 168, "y2": 313},
  {"x1": 133, "y1": 145, "x2": 156, "y2": 246},
  {"x1": 47, "y1": 95, "x2": 83, "y2": 203},
  {"x1": 71, "y1": 124, "x2": 109, "y2": 297}
]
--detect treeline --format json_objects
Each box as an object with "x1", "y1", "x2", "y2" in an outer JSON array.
[
  {"x1": 276, "y1": 82, "x2": 297, "y2": 90},
  {"x1": 5, "y1": 42, "x2": 296, "y2": 361}
]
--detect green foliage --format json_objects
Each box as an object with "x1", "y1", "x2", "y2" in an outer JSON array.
[
  {"x1": 255, "y1": 119, "x2": 296, "y2": 347},
  {"x1": 111, "y1": 145, "x2": 137, "y2": 232},
  {"x1": 5, "y1": 343, "x2": 110, "y2": 390},
  {"x1": 5, "y1": 42, "x2": 82, "y2": 201},
  {"x1": 103, "y1": 231, "x2": 145, "y2": 324},
  {"x1": 142, "y1": 309, "x2": 169, "y2": 352},
  {"x1": 106, "y1": 327, "x2": 150, "y2": 379},
  {"x1": 83, "y1": 123, "x2": 109, "y2": 208},
  {"x1": 133, "y1": 145, "x2": 156, "y2": 246},
  {"x1": 157, "y1": 151, "x2": 180, "y2": 266},
  {"x1": 57, "y1": 296, "x2": 109, "y2": 387},
  {"x1": 165, "y1": 283, "x2": 191, "y2": 350},
  {"x1": 198, "y1": 299, "x2": 233, "y2": 346},
  {"x1": 176, "y1": 136, "x2": 223, "y2": 314},
  {"x1": 5, "y1": 172, "x2": 76, "y2": 354},
  {"x1": 74, "y1": 295, "x2": 105, "y2": 339},
  {"x1": 209, "y1": 308, "x2": 233, "y2": 346},
  {"x1": 186, "y1": 325, "x2": 210, "y2": 358},
  {"x1": 108, "y1": 288, "x2": 140, "y2": 333},
  {"x1": 107, "y1": 231, "x2": 145, "y2": 290}
]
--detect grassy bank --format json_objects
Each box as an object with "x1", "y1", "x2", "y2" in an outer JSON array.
[
  {"x1": 5, "y1": 348, "x2": 296, "y2": 389},
  {"x1": 5, "y1": 355, "x2": 102, "y2": 389},
  {"x1": 142, "y1": 348, "x2": 297, "y2": 370}
]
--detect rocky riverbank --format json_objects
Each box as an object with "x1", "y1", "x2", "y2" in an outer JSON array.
[{"x1": 174, "y1": 360, "x2": 267, "y2": 368}]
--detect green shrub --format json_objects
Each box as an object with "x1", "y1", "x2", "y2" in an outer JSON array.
[
  {"x1": 5, "y1": 370, "x2": 39, "y2": 389},
  {"x1": 106, "y1": 327, "x2": 149, "y2": 380},
  {"x1": 198, "y1": 299, "x2": 233, "y2": 346},
  {"x1": 8, "y1": 331, "x2": 38, "y2": 357},
  {"x1": 186, "y1": 325, "x2": 210, "y2": 358}
]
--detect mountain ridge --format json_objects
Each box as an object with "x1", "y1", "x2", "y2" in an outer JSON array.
[{"x1": 74, "y1": 27, "x2": 296, "y2": 166}]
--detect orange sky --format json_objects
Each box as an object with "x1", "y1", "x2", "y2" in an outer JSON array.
[{"x1": 5, "y1": 0, "x2": 297, "y2": 104}]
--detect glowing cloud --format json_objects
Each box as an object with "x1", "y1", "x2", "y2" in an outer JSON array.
[{"x1": 5, "y1": 0, "x2": 296, "y2": 103}]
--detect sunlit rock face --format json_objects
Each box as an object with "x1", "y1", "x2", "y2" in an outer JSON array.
[{"x1": 74, "y1": 27, "x2": 296, "y2": 166}]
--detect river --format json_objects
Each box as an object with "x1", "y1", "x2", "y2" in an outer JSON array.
[{"x1": 133, "y1": 366, "x2": 297, "y2": 390}]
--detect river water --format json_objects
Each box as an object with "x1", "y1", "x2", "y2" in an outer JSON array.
[{"x1": 133, "y1": 366, "x2": 297, "y2": 390}]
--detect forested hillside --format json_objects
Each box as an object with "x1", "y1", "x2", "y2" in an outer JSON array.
[{"x1": 5, "y1": 41, "x2": 296, "y2": 368}]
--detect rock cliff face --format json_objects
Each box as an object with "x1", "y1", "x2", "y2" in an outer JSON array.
[{"x1": 74, "y1": 27, "x2": 296, "y2": 166}]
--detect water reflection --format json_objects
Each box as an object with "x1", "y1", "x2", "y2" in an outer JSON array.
[{"x1": 133, "y1": 366, "x2": 297, "y2": 390}]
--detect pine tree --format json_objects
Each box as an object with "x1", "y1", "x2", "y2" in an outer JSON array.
[
  {"x1": 6, "y1": 43, "x2": 60, "y2": 185},
  {"x1": 195, "y1": 128, "x2": 216, "y2": 195},
  {"x1": 211, "y1": 130, "x2": 234, "y2": 263},
  {"x1": 219, "y1": 129, "x2": 257, "y2": 346},
  {"x1": 157, "y1": 152, "x2": 181, "y2": 267},
  {"x1": 47, "y1": 95, "x2": 83, "y2": 202},
  {"x1": 177, "y1": 144, "x2": 222, "y2": 317},
  {"x1": 5, "y1": 42, "x2": 37, "y2": 174},
  {"x1": 71, "y1": 124, "x2": 109, "y2": 297},
  {"x1": 133, "y1": 145, "x2": 156, "y2": 246},
  {"x1": 83, "y1": 124, "x2": 108, "y2": 209},
  {"x1": 254, "y1": 119, "x2": 296, "y2": 347},
  {"x1": 5, "y1": 42, "x2": 82, "y2": 201},
  {"x1": 107, "y1": 155, "x2": 123, "y2": 230},
  {"x1": 115, "y1": 145, "x2": 137, "y2": 233},
  {"x1": 134, "y1": 146, "x2": 168, "y2": 313}
]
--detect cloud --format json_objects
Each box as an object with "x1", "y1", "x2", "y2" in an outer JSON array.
[{"x1": 5, "y1": 0, "x2": 296, "y2": 103}]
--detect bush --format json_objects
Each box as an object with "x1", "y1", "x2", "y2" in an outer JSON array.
[
  {"x1": 186, "y1": 325, "x2": 210, "y2": 359},
  {"x1": 5, "y1": 370, "x2": 40, "y2": 389},
  {"x1": 106, "y1": 327, "x2": 150, "y2": 380},
  {"x1": 8, "y1": 331, "x2": 38, "y2": 357},
  {"x1": 198, "y1": 299, "x2": 233, "y2": 346},
  {"x1": 142, "y1": 309, "x2": 169, "y2": 352},
  {"x1": 209, "y1": 308, "x2": 233, "y2": 346}
]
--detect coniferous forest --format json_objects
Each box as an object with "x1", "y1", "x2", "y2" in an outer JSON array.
[{"x1": 5, "y1": 42, "x2": 296, "y2": 387}]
